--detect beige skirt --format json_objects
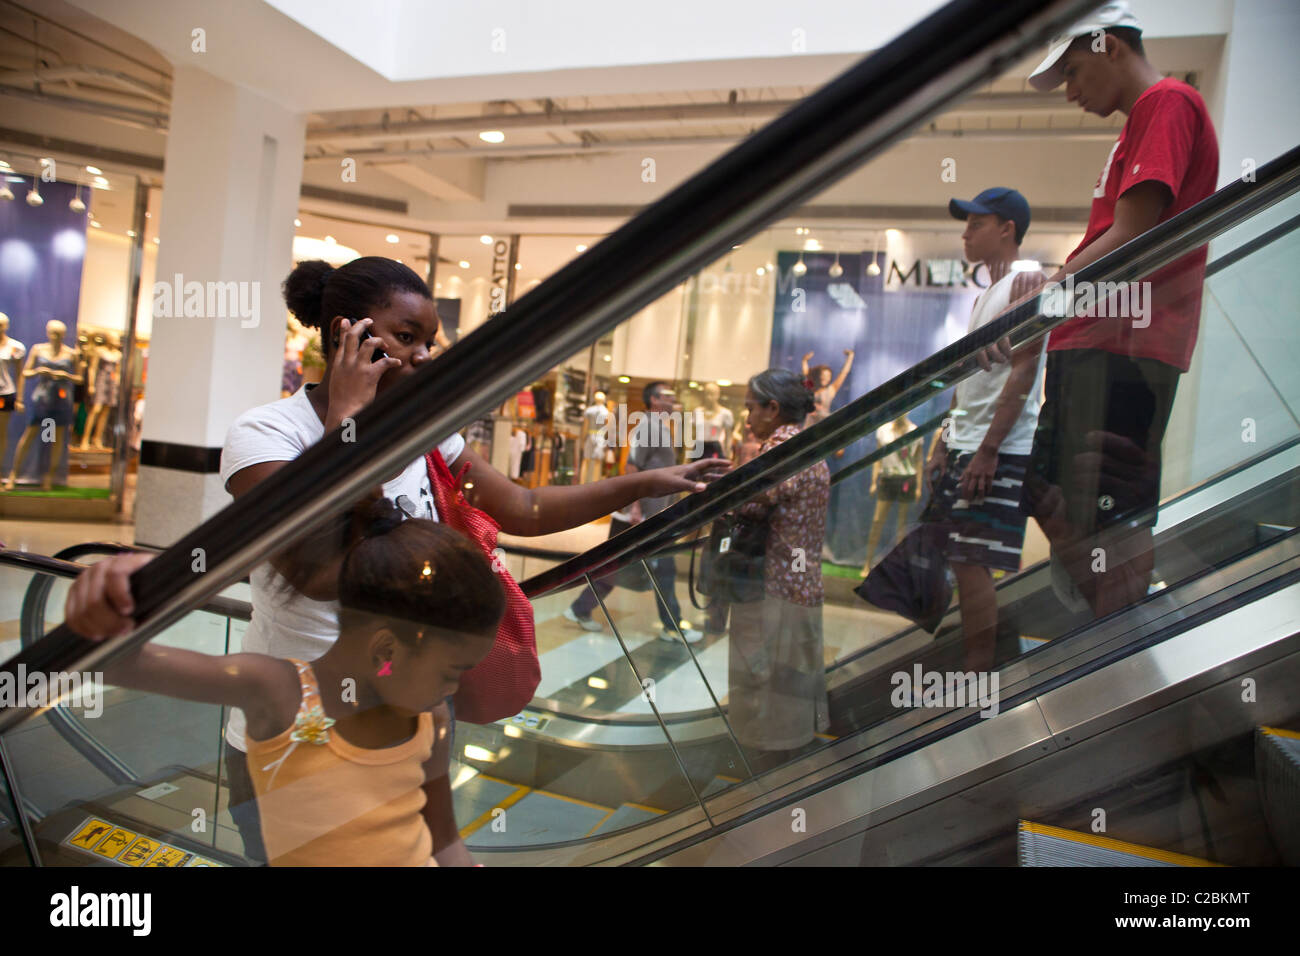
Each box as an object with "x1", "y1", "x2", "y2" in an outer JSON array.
[{"x1": 727, "y1": 596, "x2": 829, "y2": 752}]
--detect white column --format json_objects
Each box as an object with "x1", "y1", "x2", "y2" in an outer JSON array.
[
  {"x1": 134, "y1": 67, "x2": 304, "y2": 546},
  {"x1": 1162, "y1": 0, "x2": 1300, "y2": 496}
]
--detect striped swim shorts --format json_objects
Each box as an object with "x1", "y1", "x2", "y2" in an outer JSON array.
[{"x1": 920, "y1": 449, "x2": 1031, "y2": 572}]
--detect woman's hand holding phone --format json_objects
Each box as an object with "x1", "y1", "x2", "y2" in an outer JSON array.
[{"x1": 327, "y1": 317, "x2": 401, "y2": 431}]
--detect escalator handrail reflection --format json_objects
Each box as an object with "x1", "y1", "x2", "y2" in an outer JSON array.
[
  {"x1": 0, "y1": 0, "x2": 1104, "y2": 731},
  {"x1": 520, "y1": 143, "x2": 1300, "y2": 600}
]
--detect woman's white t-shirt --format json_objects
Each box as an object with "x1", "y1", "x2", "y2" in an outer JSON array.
[{"x1": 219, "y1": 385, "x2": 465, "y2": 751}]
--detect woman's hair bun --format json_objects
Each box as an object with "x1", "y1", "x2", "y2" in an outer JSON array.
[
  {"x1": 282, "y1": 259, "x2": 335, "y2": 328},
  {"x1": 363, "y1": 496, "x2": 405, "y2": 538}
]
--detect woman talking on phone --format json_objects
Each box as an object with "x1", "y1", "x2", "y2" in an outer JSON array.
[{"x1": 65, "y1": 256, "x2": 730, "y2": 862}]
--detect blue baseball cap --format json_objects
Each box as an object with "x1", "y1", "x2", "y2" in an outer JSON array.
[{"x1": 948, "y1": 187, "x2": 1031, "y2": 244}]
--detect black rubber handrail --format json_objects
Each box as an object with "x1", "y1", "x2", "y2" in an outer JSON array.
[
  {"x1": 518, "y1": 143, "x2": 1300, "y2": 599},
  {"x1": 0, "y1": 0, "x2": 1103, "y2": 733}
]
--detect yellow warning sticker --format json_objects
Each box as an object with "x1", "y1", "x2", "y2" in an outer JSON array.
[
  {"x1": 144, "y1": 845, "x2": 189, "y2": 867},
  {"x1": 120, "y1": 835, "x2": 161, "y2": 867},
  {"x1": 92, "y1": 827, "x2": 136, "y2": 860},
  {"x1": 67, "y1": 818, "x2": 114, "y2": 851}
]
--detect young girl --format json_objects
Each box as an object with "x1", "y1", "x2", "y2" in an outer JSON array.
[{"x1": 68, "y1": 496, "x2": 504, "y2": 866}]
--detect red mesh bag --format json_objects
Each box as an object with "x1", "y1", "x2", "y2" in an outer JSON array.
[{"x1": 426, "y1": 449, "x2": 540, "y2": 724}]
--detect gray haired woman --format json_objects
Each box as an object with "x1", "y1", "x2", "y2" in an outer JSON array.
[{"x1": 728, "y1": 368, "x2": 832, "y2": 764}]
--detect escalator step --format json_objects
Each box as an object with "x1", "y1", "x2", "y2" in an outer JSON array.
[
  {"x1": 1255, "y1": 726, "x2": 1300, "y2": 866},
  {"x1": 1017, "y1": 821, "x2": 1223, "y2": 867}
]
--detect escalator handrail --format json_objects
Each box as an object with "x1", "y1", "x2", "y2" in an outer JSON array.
[
  {"x1": 0, "y1": 0, "x2": 1106, "y2": 728},
  {"x1": 519, "y1": 143, "x2": 1300, "y2": 599}
]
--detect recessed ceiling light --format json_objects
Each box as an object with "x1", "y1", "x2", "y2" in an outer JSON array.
[
  {"x1": 293, "y1": 218, "x2": 301, "y2": 227},
  {"x1": 602, "y1": 354, "x2": 612, "y2": 362},
  {"x1": 386, "y1": 233, "x2": 399, "y2": 244},
  {"x1": 575, "y1": 244, "x2": 587, "y2": 252},
  {"x1": 716, "y1": 379, "x2": 732, "y2": 387},
  {"x1": 89, "y1": 219, "x2": 101, "y2": 228},
  {"x1": 126, "y1": 230, "x2": 136, "y2": 237},
  {"x1": 145, "y1": 211, "x2": 151, "y2": 218},
  {"x1": 479, "y1": 235, "x2": 492, "y2": 245},
  {"x1": 755, "y1": 267, "x2": 765, "y2": 276},
  {"x1": 478, "y1": 130, "x2": 505, "y2": 143},
  {"x1": 85, "y1": 165, "x2": 102, "y2": 175},
  {"x1": 514, "y1": 262, "x2": 521, "y2": 270},
  {"x1": 153, "y1": 237, "x2": 160, "y2": 244},
  {"x1": 458, "y1": 260, "x2": 470, "y2": 269},
  {"x1": 93, "y1": 176, "x2": 109, "y2": 186},
  {"x1": 617, "y1": 375, "x2": 631, "y2": 383}
]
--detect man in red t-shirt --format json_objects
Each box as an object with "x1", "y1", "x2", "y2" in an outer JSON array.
[{"x1": 1004, "y1": 2, "x2": 1219, "y2": 617}]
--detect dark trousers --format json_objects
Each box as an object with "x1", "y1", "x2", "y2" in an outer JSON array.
[
  {"x1": 571, "y1": 554, "x2": 683, "y2": 632},
  {"x1": 223, "y1": 742, "x2": 267, "y2": 865}
]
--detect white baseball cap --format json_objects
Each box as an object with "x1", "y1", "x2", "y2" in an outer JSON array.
[{"x1": 1027, "y1": 1, "x2": 1143, "y2": 91}]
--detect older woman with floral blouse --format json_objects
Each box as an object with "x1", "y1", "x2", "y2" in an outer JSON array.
[{"x1": 728, "y1": 368, "x2": 832, "y2": 762}]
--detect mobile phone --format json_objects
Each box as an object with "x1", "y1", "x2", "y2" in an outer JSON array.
[{"x1": 334, "y1": 321, "x2": 389, "y2": 363}]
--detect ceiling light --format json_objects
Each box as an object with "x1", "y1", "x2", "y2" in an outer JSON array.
[
  {"x1": 126, "y1": 230, "x2": 136, "y2": 237},
  {"x1": 688, "y1": 381, "x2": 699, "y2": 388},
  {"x1": 26, "y1": 186, "x2": 43, "y2": 207},
  {"x1": 803, "y1": 238, "x2": 822, "y2": 251},
  {"x1": 617, "y1": 375, "x2": 631, "y2": 384},
  {"x1": 575, "y1": 244, "x2": 587, "y2": 252},
  {"x1": 792, "y1": 255, "x2": 807, "y2": 276},
  {"x1": 866, "y1": 259, "x2": 882, "y2": 277},
  {"x1": 829, "y1": 252, "x2": 843, "y2": 278},
  {"x1": 478, "y1": 130, "x2": 505, "y2": 144},
  {"x1": 716, "y1": 379, "x2": 732, "y2": 387},
  {"x1": 602, "y1": 354, "x2": 611, "y2": 362},
  {"x1": 514, "y1": 262, "x2": 521, "y2": 270},
  {"x1": 0, "y1": 160, "x2": 10, "y2": 170},
  {"x1": 89, "y1": 219, "x2": 101, "y2": 228},
  {"x1": 755, "y1": 267, "x2": 765, "y2": 276},
  {"x1": 69, "y1": 186, "x2": 86, "y2": 213},
  {"x1": 93, "y1": 176, "x2": 109, "y2": 187},
  {"x1": 386, "y1": 233, "x2": 400, "y2": 244},
  {"x1": 153, "y1": 237, "x2": 160, "y2": 244},
  {"x1": 458, "y1": 260, "x2": 470, "y2": 269},
  {"x1": 479, "y1": 234, "x2": 492, "y2": 245},
  {"x1": 0, "y1": 183, "x2": 12, "y2": 201},
  {"x1": 145, "y1": 211, "x2": 151, "y2": 218},
  {"x1": 84, "y1": 165, "x2": 102, "y2": 175},
  {"x1": 293, "y1": 218, "x2": 301, "y2": 227}
]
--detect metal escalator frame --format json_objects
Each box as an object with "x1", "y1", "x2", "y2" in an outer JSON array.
[
  {"x1": 474, "y1": 533, "x2": 1300, "y2": 864},
  {"x1": 0, "y1": 0, "x2": 1111, "y2": 730}
]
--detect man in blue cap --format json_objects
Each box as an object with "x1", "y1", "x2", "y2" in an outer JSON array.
[{"x1": 921, "y1": 187, "x2": 1047, "y2": 671}]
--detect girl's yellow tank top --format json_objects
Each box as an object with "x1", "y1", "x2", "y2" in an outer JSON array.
[{"x1": 246, "y1": 659, "x2": 437, "y2": 866}]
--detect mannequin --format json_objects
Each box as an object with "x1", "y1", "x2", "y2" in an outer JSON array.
[
  {"x1": 81, "y1": 332, "x2": 123, "y2": 450},
  {"x1": 696, "y1": 382, "x2": 733, "y2": 459},
  {"x1": 7, "y1": 320, "x2": 82, "y2": 490},
  {"x1": 0, "y1": 313, "x2": 28, "y2": 463},
  {"x1": 733, "y1": 408, "x2": 762, "y2": 466},
  {"x1": 580, "y1": 390, "x2": 610, "y2": 484}
]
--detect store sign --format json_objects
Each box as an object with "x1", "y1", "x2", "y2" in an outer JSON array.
[
  {"x1": 886, "y1": 258, "x2": 989, "y2": 289},
  {"x1": 489, "y1": 239, "x2": 513, "y2": 314}
]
